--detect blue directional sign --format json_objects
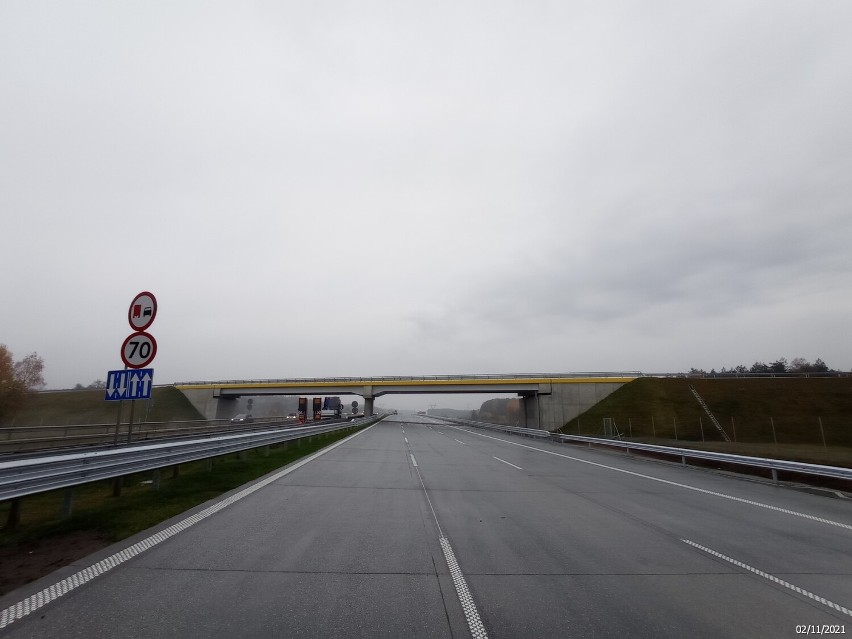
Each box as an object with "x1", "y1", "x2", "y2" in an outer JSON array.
[{"x1": 104, "y1": 369, "x2": 154, "y2": 401}]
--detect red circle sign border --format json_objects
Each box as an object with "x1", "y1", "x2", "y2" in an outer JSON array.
[
  {"x1": 128, "y1": 291, "x2": 158, "y2": 331},
  {"x1": 121, "y1": 331, "x2": 158, "y2": 369}
]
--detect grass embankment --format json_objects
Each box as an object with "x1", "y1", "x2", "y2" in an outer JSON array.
[
  {"x1": 560, "y1": 377, "x2": 852, "y2": 467},
  {"x1": 3, "y1": 386, "x2": 204, "y2": 426},
  {"x1": 0, "y1": 425, "x2": 364, "y2": 595}
]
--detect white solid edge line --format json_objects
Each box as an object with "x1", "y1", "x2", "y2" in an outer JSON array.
[
  {"x1": 449, "y1": 426, "x2": 852, "y2": 532},
  {"x1": 407, "y1": 431, "x2": 487, "y2": 637},
  {"x1": 441, "y1": 537, "x2": 489, "y2": 639},
  {"x1": 682, "y1": 539, "x2": 852, "y2": 618},
  {"x1": 410, "y1": 453, "x2": 418, "y2": 467},
  {"x1": 0, "y1": 423, "x2": 376, "y2": 631},
  {"x1": 493, "y1": 456, "x2": 522, "y2": 470}
]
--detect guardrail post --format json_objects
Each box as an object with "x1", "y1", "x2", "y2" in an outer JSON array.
[
  {"x1": 205, "y1": 459, "x2": 213, "y2": 472},
  {"x1": 771, "y1": 468, "x2": 778, "y2": 483},
  {"x1": 681, "y1": 455, "x2": 686, "y2": 466},
  {"x1": 112, "y1": 477, "x2": 123, "y2": 497},
  {"x1": 62, "y1": 489, "x2": 75, "y2": 518},
  {"x1": 152, "y1": 469, "x2": 161, "y2": 490},
  {"x1": 263, "y1": 445, "x2": 270, "y2": 457},
  {"x1": 172, "y1": 465, "x2": 180, "y2": 478},
  {"x1": 6, "y1": 497, "x2": 21, "y2": 530}
]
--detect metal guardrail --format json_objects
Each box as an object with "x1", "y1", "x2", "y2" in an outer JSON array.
[
  {"x1": 438, "y1": 417, "x2": 551, "y2": 439},
  {"x1": 441, "y1": 417, "x2": 852, "y2": 483},
  {"x1": 550, "y1": 434, "x2": 852, "y2": 481},
  {"x1": 0, "y1": 417, "x2": 309, "y2": 453},
  {"x1": 0, "y1": 416, "x2": 382, "y2": 502}
]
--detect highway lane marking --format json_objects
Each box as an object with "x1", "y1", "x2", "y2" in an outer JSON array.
[
  {"x1": 408, "y1": 439, "x2": 488, "y2": 638},
  {"x1": 493, "y1": 456, "x2": 522, "y2": 470},
  {"x1": 682, "y1": 539, "x2": 852, "y2": 618},
  {"x1": 405, "y1": 437, "x2": 409, "y2": 443},
  {"x1": 441, "y1": 537, "x2": 489, "y2": 639},
  {"x1": 454, "y1": 439, "x2": 466, "y2": 445},
  {"x1": 448, "y1": 426, "x2": 852, "y2": 532},
  {"x1": 410, "y1": 453, "x2": 418, "y2": 467},
  {"x1": 0, "y1": 424, "x2": 377, "y2": 631}
]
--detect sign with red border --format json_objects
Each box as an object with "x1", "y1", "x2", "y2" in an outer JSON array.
[
  {"x1": 128, "y1": 291, "x2": 157, "y2": 331},
  {"x1": 121, "y1": 331, "x2": 158, "y2": 369}
]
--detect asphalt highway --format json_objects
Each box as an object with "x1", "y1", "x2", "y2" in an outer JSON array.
[{"x1": 2, "y1": 415, "x2": 850, "y2": 638}]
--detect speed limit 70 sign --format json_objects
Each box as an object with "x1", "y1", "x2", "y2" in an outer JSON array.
[{"x1": 121, "y1": 331, "x2": 158, "y2": 369}]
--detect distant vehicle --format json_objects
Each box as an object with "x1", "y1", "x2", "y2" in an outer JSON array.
[
  {"x1": 231, "y1": 414, "x2": 253, "y2": 424},
  {"x1": 285, "y1": 413, "x2": 298, "y2": 421},
  {"x1": 417, "y1": 411, "x2": 426, "y2": 416},
  {"x1": 320, "y1": 396, "x2": 343, "y2": 419}
]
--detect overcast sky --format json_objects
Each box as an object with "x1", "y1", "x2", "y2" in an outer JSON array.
[{"x1": 2, "y1": 2, "x2": 851, "y2": 409}]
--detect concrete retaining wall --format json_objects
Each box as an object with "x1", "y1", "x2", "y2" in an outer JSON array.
[{"x1": 523, "y1": 382, "x2": 626, "y2": 431}]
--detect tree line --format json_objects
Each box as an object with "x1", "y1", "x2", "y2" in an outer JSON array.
[{"x1": 688, "y1": 357, "x2": 836, "y2": 376}]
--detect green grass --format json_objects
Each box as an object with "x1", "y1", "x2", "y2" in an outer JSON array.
[
  {"x1": 3, "y1": 386, "x2": 204, "y2": 427},
  {"x1": 560, "y1": 377, "x2": 852, "y2": 466},
  {"x1": 1, "y1": 426, "x2": 362, "y2": 546}
]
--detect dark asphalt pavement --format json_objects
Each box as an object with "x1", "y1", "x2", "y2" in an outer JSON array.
[{"x1": 2, "y1": 415, "x2": 850, "y2": 638}]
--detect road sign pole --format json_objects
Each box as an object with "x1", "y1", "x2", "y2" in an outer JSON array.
[
  {"x1": 114, "y1": 366, "x2": 127, "y2": 445},
  {"x1": 127, "y1": 399, "x2": 136, "y2": 444}
]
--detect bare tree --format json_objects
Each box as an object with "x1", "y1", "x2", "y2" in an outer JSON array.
[{"x1": 13, "y1": 352, "x2": 45, "y2": 390}]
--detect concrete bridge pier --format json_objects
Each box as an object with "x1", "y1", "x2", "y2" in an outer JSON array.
[{"x1": 521, "y1": 393, "x2": 540, "y2": 429}]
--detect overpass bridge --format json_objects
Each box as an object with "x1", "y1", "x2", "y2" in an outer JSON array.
[{"x1": 176, "y1": 373, "x2": 640, "y2": 431}]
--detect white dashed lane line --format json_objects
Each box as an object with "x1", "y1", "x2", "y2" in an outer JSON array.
[
  {"x1": 410, "y1": 453, "x2": 418, "y2": 467},
  {"x1": 493, "y1": 456, "x2": 523, "y2": 470}
]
